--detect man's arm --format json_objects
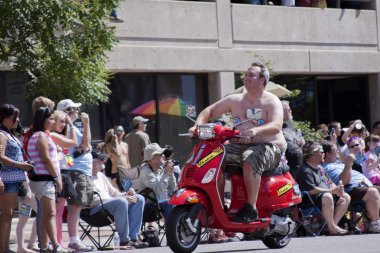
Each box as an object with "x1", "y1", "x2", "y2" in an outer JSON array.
[
  {"x1": 340, "y1": 154, "x2": 355, "y2": 185},
  {"x1": 80, "y1": 113, "x2": 91, "y2": 150},
  {"x1": 190, "y1": 96, "x2": 234, "y2": 131}
]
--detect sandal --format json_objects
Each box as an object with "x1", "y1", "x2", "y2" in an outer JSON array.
[{"x1": 328, "y1": 229, "x2": 349, "y2": 236}]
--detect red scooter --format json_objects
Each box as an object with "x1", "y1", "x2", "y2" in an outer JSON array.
[{"x1": 166, "y1": 123, "x2": 302, "y2": 253}]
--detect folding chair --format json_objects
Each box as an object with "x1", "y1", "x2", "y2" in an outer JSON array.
[
  {"x1": 139, "y1": 187, "x2": 166, "y2": 246},
  {"x1": 339, "y1": 200, "x2": 369, "y2": 234},
  {"x1": 293, "y1": 191, "x2": 327, "y2": 237},
  {"x1": 79, "y1": 192, "x2": 116, "y2": 250}
]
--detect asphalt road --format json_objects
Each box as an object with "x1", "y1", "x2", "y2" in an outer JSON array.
[{"x1": 128, "y1": 234, "x2": 380, "y2": 253}]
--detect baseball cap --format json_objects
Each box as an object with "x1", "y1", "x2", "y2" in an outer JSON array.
[
  {"x1": 57, "y1": 99, "x2": 82, "y2": 111},
  {"x1": 143, "y1": 143, "x2": 166, "y2": 161},
  {"x1": 133, "y1": 116, "x2": 149, "y2": 127},
  {"x1": 91, "y1": 149, "x2": 108, "y2": 161}
]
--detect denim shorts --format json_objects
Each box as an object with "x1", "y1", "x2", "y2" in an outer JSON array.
[{"x1": 3, "y1": 182, "x2": 19, "y2": 193}]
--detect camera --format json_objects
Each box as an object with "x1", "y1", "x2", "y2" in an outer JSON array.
[
  {"x1": 73, "y1": 150, "x2": 83, "y2": 158},
  {"x1": 27, "y1": 160, "x2": 35, "y2": 167},
  {"x1": 170, "y1": 160, "x2": 180, "y2": 166}
]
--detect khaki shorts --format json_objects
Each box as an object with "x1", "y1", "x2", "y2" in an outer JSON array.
[
  {"x1": 225, "y1": 143, "x2": 281, "y2": 175},
  {"x1": 67, "y1": 170, "x2": 94, "y2": 207},
  {"x1": 29, "y1": 181, "x2": 56, "y2": 201}
]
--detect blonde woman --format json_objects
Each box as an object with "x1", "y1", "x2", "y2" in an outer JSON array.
[{"x1": 50, "y1": 110, "x2": 77, "y2": 249}]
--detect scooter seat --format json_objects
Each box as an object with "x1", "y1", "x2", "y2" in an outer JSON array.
[{"x1": 225, "y1": 161, "x2": 289, "y2": 177}]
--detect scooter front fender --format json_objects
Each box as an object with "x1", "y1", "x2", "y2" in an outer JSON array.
[{"x1": 169, "y1": 188, "x2": 209, "y2": 209}]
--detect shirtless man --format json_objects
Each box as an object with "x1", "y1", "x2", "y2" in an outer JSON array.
[
  {"x1": 105, "y1": 126, "x2": 132, "y2": 191},
  {"x1": 189, "y1": 62, "x2": 286, "y2": 223}
]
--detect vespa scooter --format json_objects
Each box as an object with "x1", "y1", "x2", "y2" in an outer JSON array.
[{"x1": 166, "y1": 122, "x2": 302, "y2": 253}]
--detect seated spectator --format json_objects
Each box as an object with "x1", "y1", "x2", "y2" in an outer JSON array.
[
  {"x1": 163, "y1": 145, "x2": 181, "y2": 184},
  {"x1": 281, "y1": 100, "x2": 304, "y2": 177},
  {"x1": 317, "y1": 123, "x2": 329, "y2": 140},
  {"x1": 372, "y1": 121, "x2": 380, "y2": 136},
  {"x1": 328, "y1": 121, "x2": 344, "y2": 147},
  {"x1": 341, "y1": 137, "x2": 364, "y2": 173},
  {"x1": 362, "y1": 135, "x2": 380, "y2": 186},
  {"x1": 341, "y1": 120, "x2": 367, "y2": 147},
  {"x1": 296, "y1": 141, "x2": 350, "y2": 235},
  {"x1": 321, "y1": 141, "x2": 380, "y2": 233},
  {"x1": 90, "y1": 150, "x2": 148, "y2": 249},
  {"x1": 132, "y1": 143, "x2": 177, "y2": 221}
]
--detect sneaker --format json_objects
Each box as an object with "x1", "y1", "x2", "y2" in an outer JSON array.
[
  {"x1": 127, "y1": 239, "x2": 149, "y2": 249},
  {"x1": 52, "y1": 244, "x2": 73, "y2": 253},
  {"x1": 368, "y1": 222, "x2": 380, "y2": 233},
  {"x1": 233, "y1": 203, "x2": 258, "y2": 223},
  {"x1": 67, "y1": 242, "x2": 94, "y2": 252}
]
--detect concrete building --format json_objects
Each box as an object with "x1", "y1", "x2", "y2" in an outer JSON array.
[{"x1": 1, "y1": 0, "x2": 379, "y2": 161}]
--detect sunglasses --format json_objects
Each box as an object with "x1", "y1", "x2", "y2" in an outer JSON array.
[
  {"x1": 350, "y1": 143, "x2": 360, "y2": 148},
  {"x1": 65, "y1": 107, "x2": 80, "y2": 113}
]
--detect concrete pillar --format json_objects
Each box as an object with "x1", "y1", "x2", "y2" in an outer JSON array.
[
  {"x1": 216, "y1": 0, "x2": 233, "y2": 48},
  {"x1": 208, "y1": 72, "x2": 235, "y2": 104}
]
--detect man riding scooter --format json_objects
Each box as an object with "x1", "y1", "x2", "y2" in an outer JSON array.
[{"x1": 189, "y1": 62, "x2": 287, "y2": 223}]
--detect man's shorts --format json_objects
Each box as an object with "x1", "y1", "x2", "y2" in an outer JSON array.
[
  {"x1": 67, "y1": 170, "x2": 94, "y2": 207},
  {"x1": 225, "y1": 143, "x2": 281, "y2": 175},
  {"x1": 29, "y1": 181, "x2": 56, "y2": 201},
  {"x1": 348, "y1": 187, "x2": 369, "y2": 202}
]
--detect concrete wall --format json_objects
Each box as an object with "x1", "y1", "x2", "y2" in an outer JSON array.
[{"x1": 108, "y1": 0, "x2": 380, "y2": 74}]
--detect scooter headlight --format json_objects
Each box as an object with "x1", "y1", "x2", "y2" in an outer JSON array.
[
  {"x1": 201, "y1": 168, "x2": 216, "y2": 184},
  {"x1": 198, "y1": 124, "x2": 215, "y2": 139},
  {"x1": 293, "y1": 184, "x2": 301, "y2": 197}
]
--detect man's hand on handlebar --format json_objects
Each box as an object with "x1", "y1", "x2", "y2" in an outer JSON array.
[{"x1": 188, "y1": 126, "x2": 197, "y2": 137}]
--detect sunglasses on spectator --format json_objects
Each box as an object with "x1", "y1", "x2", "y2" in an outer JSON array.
[
  {"x1": 65, "y1": 107, "x2": 80, "y2": 113},
  {"x1": 350, "y1": 143, "x2": 360, "y2": 148}
]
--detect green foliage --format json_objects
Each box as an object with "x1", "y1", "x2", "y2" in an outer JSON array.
[
  {"x1": 0, "y1": 0, "x2": 122, "y2": 104},
  {"x1": 293, "y1": 120, "x2": 323, "y2": 142}
]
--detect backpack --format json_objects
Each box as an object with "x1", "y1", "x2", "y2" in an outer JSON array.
[{"x1": 142, "y1": 226, "x2": 160, "y2": 247}]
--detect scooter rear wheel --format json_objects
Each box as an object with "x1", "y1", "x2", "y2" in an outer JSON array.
[
  {"x1": 166, "y1": 206, "x2": 201, "y2": 253},
  {"x1": 262, "y1": 234, "x2": 291, "y2": 249}
]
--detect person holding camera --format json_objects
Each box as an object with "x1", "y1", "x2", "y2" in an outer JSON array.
[
  {"x1": 57, "y1": 99, "x2": 94, "y2": 252},
  {"x1": 0, "y1": 104, "x2": 35, "y2": 253},
  {"x1": 132, "y1": 143, "x2": 177, "y2": 221}
]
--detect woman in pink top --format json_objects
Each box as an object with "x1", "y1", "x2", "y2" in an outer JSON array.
[{"x1": 27, "y1": 107, "x2": 63, "y2": 253}]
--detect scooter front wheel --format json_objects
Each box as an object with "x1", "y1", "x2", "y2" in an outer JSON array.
[
  {"x1": 262, "y1": 234, "x2": 291, "y2": 249},
  {"x1": 166, "y1": 205, "x2": 202, "y2": 253}
]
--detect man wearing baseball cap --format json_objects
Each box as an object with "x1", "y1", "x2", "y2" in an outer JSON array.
[
  {"x1": 57, "y1": 99, "x2": 94, "y2": 251},
  {"x1": 124, "y1": 116, "x2": 151, "y2": 167},
  {"x1": 132, "y1": 143, "x2": 176, "y2": 221}
]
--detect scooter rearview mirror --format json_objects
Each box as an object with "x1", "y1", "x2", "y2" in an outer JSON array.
[{"x1": 185, "y1": 105, "x2": 197, "y2": 123}]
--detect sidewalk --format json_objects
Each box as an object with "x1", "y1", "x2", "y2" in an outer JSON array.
[{"x1": 9, "y1": 217, "x2": 116, "y2": 252}]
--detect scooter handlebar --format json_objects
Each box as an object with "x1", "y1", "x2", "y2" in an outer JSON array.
[{"x1": 179, "y1": 133, "x2": 193, "y2": 137}]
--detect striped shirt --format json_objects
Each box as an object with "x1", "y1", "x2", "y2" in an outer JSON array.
[{"x1": 27, "y1": 131, "x2": 59, "y2": 176}]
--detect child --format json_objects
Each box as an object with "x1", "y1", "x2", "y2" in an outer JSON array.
[{"x1": 362, "y1": 134, "x2": 380, "y2": 185}]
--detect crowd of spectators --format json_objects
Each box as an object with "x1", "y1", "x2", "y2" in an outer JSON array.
[{"x1": 1, "y1": 94, "x2": 380, "y2": 253}]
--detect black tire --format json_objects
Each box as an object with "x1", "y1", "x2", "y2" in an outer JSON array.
[
  {"x1": 262, "y1": 234, "x2": 291, "y2": 249},
  {"x1": 166, "y1": 206, "x2": 201, "y2": 253}
]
